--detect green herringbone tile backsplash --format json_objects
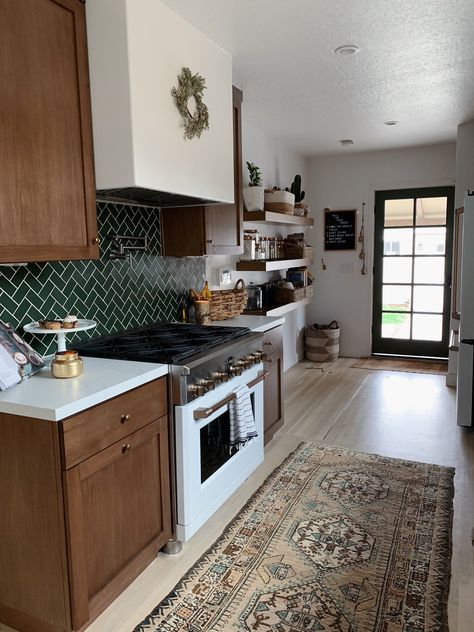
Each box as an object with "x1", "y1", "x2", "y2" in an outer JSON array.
[{"x1": 0, "y1": 202, "x2": 206, "y2": 355}]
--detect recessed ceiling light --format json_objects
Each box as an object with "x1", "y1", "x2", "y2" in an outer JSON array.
[
  {"x1": 339, "y1": 139, "x2": 354, "y2": 146},
  {"x1": 384, "y1": 120, "x2": 399, "y2": 126},
  {"x1": 334, "y1": 45, "x2": 360, "y2": 56}
]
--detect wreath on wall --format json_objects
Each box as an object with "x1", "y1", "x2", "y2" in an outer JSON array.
[{"x1": 171, "y1": 67, "x2": 210, "y2": 140}]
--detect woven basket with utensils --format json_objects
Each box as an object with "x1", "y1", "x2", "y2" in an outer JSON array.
[{"x1": 209, "y1": 279, "x2": 247, "y2": 320}]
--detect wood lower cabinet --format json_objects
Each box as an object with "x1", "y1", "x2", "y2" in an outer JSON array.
[
  {"x1": 161, "y1": 87, "x2": 243, "y2": 257},
  {"x1": 0, "y1": 0, "x2": 98, "y2": 263},
  {"x1": 0, "y1": 378, "x2": 171, "y2": 632},
  {"x1": 263, "y1": 326, "x2": 284, "y2": 444},
  {"x1": 65, "y1": 418, "x2": 171, "y2": 630}
]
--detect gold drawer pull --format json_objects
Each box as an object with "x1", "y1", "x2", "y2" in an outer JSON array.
[
  {"x1": 122, "y1": 443, "x2": 131, "y2": 454},
  {"x1": 120, "y1": 414, "x2": 130, "y2": 424}
]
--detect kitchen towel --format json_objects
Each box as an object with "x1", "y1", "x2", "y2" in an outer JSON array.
[{"x1": 229, "y1": 384, "x2": 257, "y2": 451}]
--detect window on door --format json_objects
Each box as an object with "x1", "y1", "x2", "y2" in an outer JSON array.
[{"x1": 372, "y1": 187, "x2": 454, "y2": 358}]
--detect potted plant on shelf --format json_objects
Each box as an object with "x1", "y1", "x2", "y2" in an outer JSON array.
[
  {"x1": 290, "y1": 175, "x2": 309, "y2": 216},
  {"x1": 243, "y1": 162, "x2": 264, "y2": 212}
]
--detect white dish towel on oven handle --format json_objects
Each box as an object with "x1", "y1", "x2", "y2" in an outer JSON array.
[{"x1": 229, "y1": 384, "x2": 257, "y2": 452}]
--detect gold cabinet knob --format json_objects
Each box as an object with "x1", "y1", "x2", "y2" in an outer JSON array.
[
  {"x1": 92, "y1": 237, "x2": 101, "y2": 245},
  {"x1": 120, "y1": 414, "x2": 130, "y2": 424},
  {"x1": 121, "y1": 443, "x2": 131, "y2": 454}
]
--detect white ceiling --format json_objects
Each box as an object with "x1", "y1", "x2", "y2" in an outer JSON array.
[{"x1": 162, "y1": 0, "x2": 474, "y2": 157}]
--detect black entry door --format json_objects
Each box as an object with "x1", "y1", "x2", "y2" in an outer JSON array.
[{"x1": 372, "y1": 186, "x2": 454, "y2": 358}]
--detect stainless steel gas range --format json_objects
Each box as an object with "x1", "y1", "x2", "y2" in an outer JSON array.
[{"x1": 76, "y1": 323, "x2": 265, "y2": 551}]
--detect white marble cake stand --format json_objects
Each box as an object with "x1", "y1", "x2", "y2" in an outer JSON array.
[{"x1": 23, "y1": 319, "x2": 97, "y2": 353}]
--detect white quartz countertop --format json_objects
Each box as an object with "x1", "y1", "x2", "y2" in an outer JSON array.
[
  {"x1": 210, "y1": 315, "x2": 285, "y2": 333},
  {"x1": 0, "y1": 357, "x2": 168, "y2": 422}
]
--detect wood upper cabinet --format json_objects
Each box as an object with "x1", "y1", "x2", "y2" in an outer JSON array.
[
  {"x1": 0, "y1": 0, "x2": 98, "y2": 263},
  {"x1": 263, "y1": 326, "x2": 284, "y2": 445},
  {"x1": 161, "y1": 87, "x2": 244, "y2": 257}
]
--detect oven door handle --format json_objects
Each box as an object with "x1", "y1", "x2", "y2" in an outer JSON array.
[{"x1": 193, "y1": 371, "x2": 268, "y2": 420}]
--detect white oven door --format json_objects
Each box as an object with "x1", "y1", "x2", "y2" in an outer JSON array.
[{"x1": 175, "y1": 365, "x2": 264, "y2": 541}]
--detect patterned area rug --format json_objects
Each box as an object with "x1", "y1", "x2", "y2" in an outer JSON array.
[
  {"x1": 135, "y1": 443, "x2": 454, "y2": 632},
  {"x1": 352, "y1": 357, "x2": 448, "y2": 375}
]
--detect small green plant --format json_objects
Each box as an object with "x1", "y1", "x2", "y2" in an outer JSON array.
[
  {"x1": 290, "y1": 175, "x2": 305, "y2": 203},
  {"x1": 246, "y1": 162, "x2": 262, "y2": 187}
]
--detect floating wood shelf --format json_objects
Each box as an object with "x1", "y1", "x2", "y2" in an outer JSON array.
[
  {"x1": 236, "y1": 257, "x2": 313, "y2": 272},
  {"x1": 243, "y1": 211, "x2": 314, "y2": 226},
  {"x1": 243, "y1": 297, "x2": 312, "y2": 317}
]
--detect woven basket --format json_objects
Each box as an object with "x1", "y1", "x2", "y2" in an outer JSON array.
[
  {"x1": 305, "y1": 320, "x2": 340, "y2": 362},
  {"x1": 284, "y1": 244, "x2": 314, "y2": 259},
  {"x1": 209, "y1": 279, "x2": 247, "y2": 321},
  {"x1": 274, "y1": 284, "x2": 314, "y2": 305},
  {"x1": 264, "y1": 190, "x2": 295, "y2": 215}
]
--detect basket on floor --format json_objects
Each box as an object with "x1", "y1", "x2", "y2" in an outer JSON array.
[
  {"x1": 305, "y1": 320, "x2": 340, "y2": 362},
  {"x1": 210, "y1": 279, "x2": 247, "y2": 320}
]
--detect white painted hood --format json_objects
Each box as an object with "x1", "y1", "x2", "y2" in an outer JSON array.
[{"x1": 86, "y1": 0, "x2": 234, "y2": 207}]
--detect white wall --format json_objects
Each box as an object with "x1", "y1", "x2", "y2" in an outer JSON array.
[
  {"x1": 307, "y1": 143, "x2": 456, "y2": 358},
  {"x1": 447, "y1": 119, "x2": 474, "y2": 385},
  {"x1": 206, "y1": 116, "x2": 310, "y2": 370}
]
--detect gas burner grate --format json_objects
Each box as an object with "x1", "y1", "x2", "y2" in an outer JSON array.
[{"x1": 74, "y1": 322, "x2": 251, "y2": 364}]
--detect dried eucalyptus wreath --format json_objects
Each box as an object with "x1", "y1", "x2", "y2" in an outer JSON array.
[{"x1": 171, "y1": 67, "x2": 209, "y2": 140}]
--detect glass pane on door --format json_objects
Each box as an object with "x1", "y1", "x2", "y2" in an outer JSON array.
[
  {"x1": 382, "y1": 285, "x2": 412, "y2": 311},
  {"x1": 384, "y1": 228, "x2": 413, "y2": 255},
  {"x1": 415, "y1": 227, "x2": 446, "y2": 255},
  {"x1": 384, "y1": 199, "x2": 413, "y2": 227},
  {"x1": 383, "y1": 257, "x2": 412, "y2": 284},
  {"x1": 413, "y1": 286, "x2": 444, "y2": 313},
  {"x1": 413, "y1": 257, "x2": 445, "y2": 284},
  {"x1": 412, "y1": 314, "x2": 443, "y2": 341},
  {"x1": 416, "y1": 197, "x2": 447, "y2": 226},
  {"x1": 381, "y1": 312, "x2": 411, "y2": 339}
]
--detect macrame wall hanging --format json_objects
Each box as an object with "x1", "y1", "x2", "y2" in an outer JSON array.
[{"x1": 172, "y1": 67, "x2": 210, "y2": 140}]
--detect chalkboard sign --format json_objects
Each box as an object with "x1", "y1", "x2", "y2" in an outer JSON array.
[{"x1": 324, "y1": 209, "x2": 357, "y2": 250}]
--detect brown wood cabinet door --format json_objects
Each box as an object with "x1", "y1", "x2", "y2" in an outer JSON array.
[
  {"x1": 64, "y1": 418, "x2": 171, "y2": 629},
  {"x1": 160, "y1": 207, "x2": 207, "y2": 256},
  {"x1": 263, "y1": 348, "x2": 284, "y2": 445},
  {"x1": 205, "y1": 87, "x2": 244, "y2": 255},
  {"x1": 0, "y1": 0, "x2": 98, "y2": 263}
]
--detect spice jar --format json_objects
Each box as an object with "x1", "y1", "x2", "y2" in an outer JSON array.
[
  {"x1": 242, "y1": 233, "x2": 256, "y2": 261},
  {"x1": 51, "y1": 350, "x2": 83, "y2": 379}
]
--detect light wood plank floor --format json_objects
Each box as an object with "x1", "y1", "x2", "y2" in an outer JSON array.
[{"x1": 2, "y1": 358, "x2": 473, "y2": 632}]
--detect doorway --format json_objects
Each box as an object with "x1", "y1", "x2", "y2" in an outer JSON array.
[{"x1": 372, "y1": 186, "x2": 454, "y2": 358}]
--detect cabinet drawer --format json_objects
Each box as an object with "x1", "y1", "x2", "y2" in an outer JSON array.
[
  {"x1": 263, "y1": 325, "x2": 283, "y2": 355},
  {"x1": 61, "y1": 377, "x2": 167, "y2": 468}
]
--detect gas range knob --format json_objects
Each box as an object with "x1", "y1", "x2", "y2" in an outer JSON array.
[
  {"x1": 197, "y1": 377, "x2": 216, "y2": 391},
  {"x1": 213, "y1": 371, "x2": 229, "y2": 383},
  {"x1": 229, "y1": 363, "x2": 242, "y2": 377},
  {"x1": 250, "y1": 352, "x2": 262, "y2": 364},
  {"x1": 188, "y1": 383, "x2": 205, "y2": 397}
]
